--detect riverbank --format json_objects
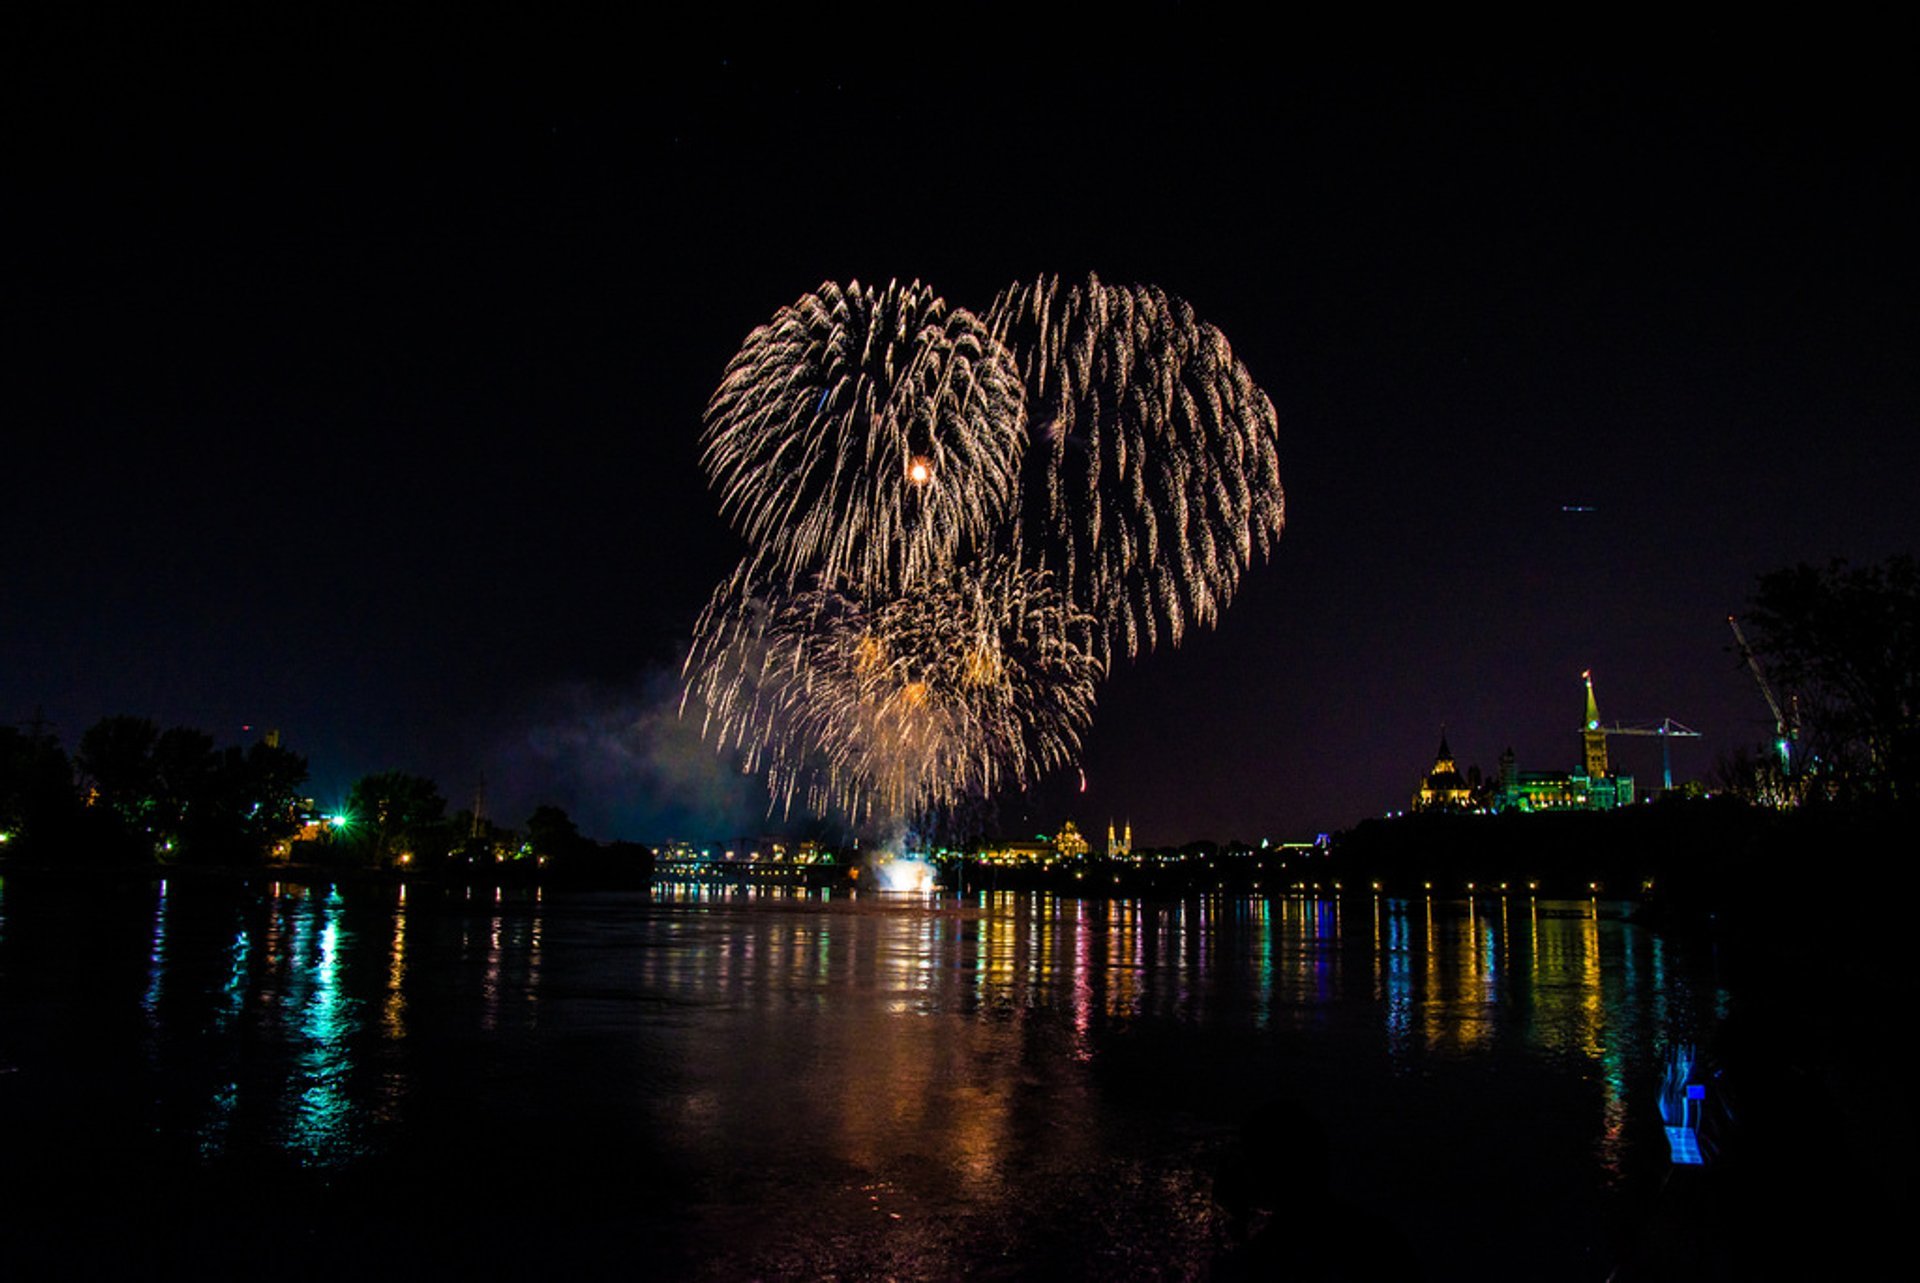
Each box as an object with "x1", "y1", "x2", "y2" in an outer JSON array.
[{"x1": 0, "y1": 855, "x2": 653, "y2": 893}]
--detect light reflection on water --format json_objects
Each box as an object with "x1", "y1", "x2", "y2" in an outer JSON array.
[
  {"x1": 626, "y1": 885, "x2": 1721, "y2": 1263},
  {"x1": 108, "y1": 881, "x2": 544, "y2": 1169},
  {"x1": 2, "y1": 878, "x2": 1726, "y2": 1276}
]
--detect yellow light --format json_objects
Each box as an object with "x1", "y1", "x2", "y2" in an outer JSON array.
[
  {"x1": 962, "y1": 645, "x2": 1003, "y2": 688},
  {"x1": 907, "y1": 456, "x2": 933, "y2": 485}
]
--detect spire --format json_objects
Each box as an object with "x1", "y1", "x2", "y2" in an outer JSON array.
[{"x1": 1581, "y1": 672, "x2": 1609, "y2": 778}]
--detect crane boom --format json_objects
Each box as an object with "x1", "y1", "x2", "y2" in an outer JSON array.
[
  {"x1": 1602, "y1": 719, "x2": 1703, "y2": 791},
  {"x1": 1728, "y1": 615, "x2": 1795, "y2": 774}
]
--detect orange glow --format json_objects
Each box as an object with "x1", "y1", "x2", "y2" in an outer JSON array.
[
  {"x1": 962, "y1": 645, "x2": 1002, "y2": 688},
  {"x1": 907, "y1": 456, "x2": 932, "y2": 485}
]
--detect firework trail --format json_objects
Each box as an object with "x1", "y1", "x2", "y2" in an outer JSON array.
[
  {"x1": 684, "y1": 275, "x2": 1283, "y2": 823},
  {"x1": 986, "y1": 273, "x2": 1286, "y2": 660},
  {"x1": 683, "y1": 558, "x2": 1101, "y2": 824},
  {"x1": 700, "y1": 279, "x2": 1027, "y2": 598}
]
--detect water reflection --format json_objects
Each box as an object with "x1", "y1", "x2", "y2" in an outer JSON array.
[
  {"x1": 8, "y1": 877, "x2": 1726, "y2": 1276},
  {"x1": 621, "y1": 887, "x2": 1715, "y2": 1272},
  {"x1": 114, "y1": 881, "x2": 556, "y2": 1169},
  {"x1": 144, "y1": 878, "x2": 169, "y2": 1026}
]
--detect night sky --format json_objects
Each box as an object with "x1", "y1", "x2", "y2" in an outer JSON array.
[{"x1": 8, "y1": 39, "x2": 1916, "y2": 845}]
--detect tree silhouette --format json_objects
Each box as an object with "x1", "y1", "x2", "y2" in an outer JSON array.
[
  {"x1": 0, "y1": 724, "x2": 77, "y2": 851},
  {"x1": 344, "y1": 771, "x2": 447, "y2": 867},
  {"x1": 1747, "y1": 555, "x2": 1919, "y2": 802}
]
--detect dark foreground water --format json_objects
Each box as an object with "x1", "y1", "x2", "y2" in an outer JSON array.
[{"x1": 0, "y1": 874, "x2": 1724, "y2": 1279}]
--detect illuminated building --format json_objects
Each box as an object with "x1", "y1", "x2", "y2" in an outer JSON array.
[
  {"x1": 1413, "y1": 675, "x2": 1635, "y2": 814},
  {"x1": 1411, "y1": 731, "x2": 1475, "y2": 811},
  {"x1": 1580, "y1": 670, "x2": 1609, "y2": 780},
  {"x1": 1490, "y1": 673, "x2": 1634, "y2": 812},
  {"x1": 1106, "y1": 820, "x2": 1133, "y2": 860},
  {"x1": 975, "y1": 820, "x2": 1092, "y2": 866}
]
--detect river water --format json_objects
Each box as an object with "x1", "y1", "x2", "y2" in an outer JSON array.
[{"x1": 0, "y1": 874, "x2": 1724, "y2": 1279}]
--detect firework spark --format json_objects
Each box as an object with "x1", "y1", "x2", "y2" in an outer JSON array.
[
  {"x1": 684, "y1": 275, "x2": 1282, "y2": 822},
  {"x1": 700, "y1": 279, "x2": 1028, "y2": 598},
  {"x1": 684, "y1": 558, "x2": 1101, "y2": 823},
  {"x1": 987, "y1": 273, "x2": 1285, "y2": 659}
]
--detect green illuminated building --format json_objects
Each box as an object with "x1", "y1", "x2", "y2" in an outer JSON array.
[{"x1": 1490, "y1": 672, "x2": 1635, "y2": 812}]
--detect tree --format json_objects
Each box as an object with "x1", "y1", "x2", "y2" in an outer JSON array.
[
  {"x1": 343, "y1": 771, "x2": 447, "y2": 867},
  {"x1": 1746, "y1": 556, "x2": 1920, "y2": 803},
  {"x1": 447, "y1": 809, "x2": 519, "y2": 872},
  {"x1": 525, "y1": 804, "x2": 584, "y2": 863},
  {"x1": 150, "y1": 726, "x2": 219, "y2": 855},
  {"x1": 180, "y1": 738, "x2": 310, "y2": 864},
  {"x1": 75, "y1": 715, "x2": 160, "y2": 827},
  {"x1": 227, "y1": 740, "x2": 310, "y2": 853},
  {"x1": 0, "y1": 725, "x2": 78, "y2": 852}
]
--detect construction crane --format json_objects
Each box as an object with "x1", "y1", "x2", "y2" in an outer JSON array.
[
  {"x1": 1602, "y1": 718, "x2": 1704, "y2": 792},
  {"x1": 1728, "y1": 615, "x2": 1796, "y2": 775},
  {"x1": 1583, "y1": 670, "x2": 1702, "y2": 792}
]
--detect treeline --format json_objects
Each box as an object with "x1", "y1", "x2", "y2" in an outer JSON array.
[
  {"x1": 0, "y1": 715, "x2": 649, "y2": 883},
  {"x1": 1, "y1": 715, "x2": 306, "y2": 865}
]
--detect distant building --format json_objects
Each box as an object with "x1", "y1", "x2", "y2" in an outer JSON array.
[
  {"x1": 977, "y1": 820, "x2": 1092, "y2": 866},
  {"x1": 1412, "y1": 731, "x2": 1476, "y2": 811},
  {"x1": 1417, "y1": 673, "x2": 1636, "y2": 815},
  {"x1": 1106, "y1": 820, "x2": 1133, "y2": 860},
  {"x1": 1490, "y1": 673, "x2": 1634, "y2": 812}
]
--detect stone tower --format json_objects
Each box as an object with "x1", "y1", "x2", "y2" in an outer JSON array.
[{"x1": 1581, "y1": 671, "x2": 1609, "y2": 779}]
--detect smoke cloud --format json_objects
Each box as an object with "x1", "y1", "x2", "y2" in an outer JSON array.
[{"x1": 505, "y1": 667, "x2": 767, "y2": 843}]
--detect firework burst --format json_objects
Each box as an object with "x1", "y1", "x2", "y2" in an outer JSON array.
[
  {"x1": 987, "y1": 273, "x2": 1286, "y2": 659},
  {"x1": 684, "y1": 559, "x2": 1102, "y2": 824},
  {"x1": 700, "y1": 279, "x2": 1028, "y2": 597},
  {"x1": 684, "y1": 275, "x2": 1282, "y2": 823}
]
